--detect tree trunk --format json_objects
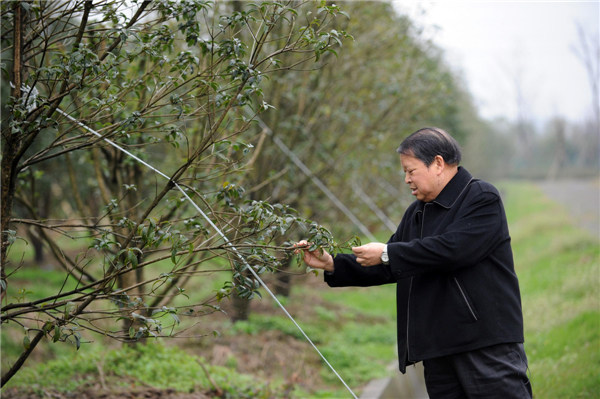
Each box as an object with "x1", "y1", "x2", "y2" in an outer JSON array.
[
  {"x1": 65, "y1": 152, "x2": 87, "y2": 216},
  {"x1": 274, "y1": 256, "x2": 293, "y2": 297},
  {"x1": 25, "y1": 228, "x2": 45, "y2": 265},
  {"x1": 1, "y1": 2, "x2": 25, "y2": 301},
  {"x1": 231, "y1": 271, "x2": 252, "y2": 322},
  {"x1": 547, "y1": 118, "x2": 567, "y2": 180}
]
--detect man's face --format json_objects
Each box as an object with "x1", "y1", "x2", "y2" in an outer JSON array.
[{"x1": 400, "y1": 153, "x2": 441, "y2": 202}]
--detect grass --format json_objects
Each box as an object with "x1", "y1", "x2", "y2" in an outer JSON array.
[
  {"x1": 5, "y1": 341, "x2": 286, "y2": 398},
  {"x1": 227, "y1": 287, "x2": 398, "y2": 391},
  {"x1": 498, "y1": 181, "x2": 599, "y2": 398},
  {"x1": 1, "y1": 181, "x2": 598, "y2": 398},
  {"x1": 319, "y1": 283, "x2": 396, "y2": 319}
]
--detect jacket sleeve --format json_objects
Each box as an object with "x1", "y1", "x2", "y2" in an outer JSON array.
[
  {"x1": 388, "y1": 191, "x2": 503, "y2": 279},
  {"x1": 324, "y1": 210, "x2": 410, "y2": 288},
  {"x1": 324, "y1": 252, "x2": 396, "y2": 287}
]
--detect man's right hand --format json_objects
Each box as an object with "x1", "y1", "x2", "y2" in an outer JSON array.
[{"x1": 294, "y1": 240, "x2": 334, "y2": 272}]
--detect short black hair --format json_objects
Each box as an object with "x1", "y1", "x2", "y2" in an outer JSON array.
[{"x1": 396, "y1": 127, "x2": 462, "y2": 167}]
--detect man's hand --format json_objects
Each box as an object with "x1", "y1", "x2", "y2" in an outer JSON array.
[
  {"x1": 352, "y1": 243, "x2": 386, "y2": 267},
  {"x1": 294, "y1": 240, "x2": 334, "y2": 272}
]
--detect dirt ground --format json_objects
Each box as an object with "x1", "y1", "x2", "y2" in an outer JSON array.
[
  {"x1": 2, "y1": 387, "x2": 213, "y2": 399},
  {"x1": 2, "y1": 274, "x2": 368, "y2": 398}
]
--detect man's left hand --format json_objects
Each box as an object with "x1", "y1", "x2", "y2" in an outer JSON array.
[{"x1": 352, "y1": 243, "x2": 386, "y2": 267}]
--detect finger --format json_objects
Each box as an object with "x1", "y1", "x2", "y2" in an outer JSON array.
[
  {"x1": 351, "y1": 247, "x2": 362, "y2": 254},
  {"x1": 298, "y1": 240, "x2": 310, "y2": 249}
]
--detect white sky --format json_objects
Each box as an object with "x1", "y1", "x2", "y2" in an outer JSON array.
[{"x1": 393, "y1": 1, "x2": 599, "y2": 126}]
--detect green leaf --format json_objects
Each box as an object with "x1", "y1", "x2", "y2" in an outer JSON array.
[
  {"x1": 177, "y1": 286, "x2": 189, "y2": 299},
  {"x1": 127, "y1": 250, "x2": 138, "y2": 268},
  {"x1": 129, "y1": 326, "x2": 135, "y2": 339},
  {"x1": 64, "y1": 302, "x2": 76, "y2": 317},
  {"x1": 53, "y1": 326, "x2": 61, "y2": 343},
  {"x1": 42, "y1": 321, "x2": 53, "y2": 333},
  {"x1": 213, "y1": 330, "x2": 221, "y2": 338},
  {"x1": 23, "y1": 334, "x2": 31, "y2": 350},
  {"x1": 134, "y1": 330, "x2": 144, "y2": 341}
]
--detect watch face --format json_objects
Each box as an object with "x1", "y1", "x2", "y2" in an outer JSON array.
[{"x1": 382, "y1": 252, "x2": 389, "y2": 262}]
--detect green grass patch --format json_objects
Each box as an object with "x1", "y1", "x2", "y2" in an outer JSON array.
[
  {"x1": 498, "y1": 181, "x2": 600, "y2": 398},
  {"x1": 319, "y1": 321, "x2": 396, "y2": 386},
  {"x1": 3, "y1": 341, "x2": 285, "y2": 398},
  {"x1": 228, "y1": 310, "x2": 397, "y2": 390},
  {"x1": 527, "y1": 311, "x2": 599, "y2": 397},
  {"x1": 230, "y1": 313, "x2": 326, "y2": 343},
  {"x1": 4, "y1": 267, "x2": 87, "y2": 305},
  {"x1": 319, "y1": 284, "x2": 397, "y2": 319}
]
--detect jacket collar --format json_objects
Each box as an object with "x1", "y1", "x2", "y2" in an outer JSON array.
[{"x1": 431, "y1": 166, "x2": 474, "y2": 209}]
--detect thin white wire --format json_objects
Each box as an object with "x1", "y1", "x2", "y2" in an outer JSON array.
[
  {"x1": 56, "y1": 108, "x2": 358, "y2": 399},
  {"x1": 352, "y1": 182, "x2": 397, "y2": 233},
  {"x1": 249, "y1": 113, "x2": 395, "y2": 238},
  {"x1": 251, "y1": 114, "x2": 378, "y2": 242}
]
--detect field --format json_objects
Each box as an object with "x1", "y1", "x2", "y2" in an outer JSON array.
[
  {"x1": 1, "y1": 181, "x2": 598, "y2": 398},
  {"x1": 499, "y1": 182, "x2": 599, "y2": 397}
]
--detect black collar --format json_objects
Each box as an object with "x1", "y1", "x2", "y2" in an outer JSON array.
[{"x1": 431, "y1": 167, "x2": 474, "y2": 209}]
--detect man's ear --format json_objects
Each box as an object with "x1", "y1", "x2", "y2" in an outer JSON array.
[{"x1": 435, "y1": 155, "x2": 445, "y2": 175}]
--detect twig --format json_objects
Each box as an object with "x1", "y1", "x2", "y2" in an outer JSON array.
[
  {"x1": 197, "y1": 358, "x2": 223, "y2": 397},
  {"x1": 96, "y1": 359, "x2": 107, "y2": 390}
]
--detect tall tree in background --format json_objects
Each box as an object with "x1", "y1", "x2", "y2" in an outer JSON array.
[
  {"x1": 573, "y1": 23, "x2": 600, "y2": 132},
  {"x1": 572, "y1": 23, "x2": 600, "y2": 168}
]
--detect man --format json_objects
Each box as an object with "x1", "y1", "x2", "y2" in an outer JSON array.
[{"x1": 296, "y1": 127, "x2": 532, "y2": 398}]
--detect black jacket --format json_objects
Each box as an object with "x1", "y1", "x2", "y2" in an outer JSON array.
[{"x1": 325, "y1": 167, "x2": 524, "y2": 373}]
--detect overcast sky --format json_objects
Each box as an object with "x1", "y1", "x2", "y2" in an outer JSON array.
[{"x1": 392, "y1": 1, "x2": 599, "y2": 126}]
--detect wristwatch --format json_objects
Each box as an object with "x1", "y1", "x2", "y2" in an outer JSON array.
[{"x1": 381, "y1": 244, "x2": 389, "y2": 265}]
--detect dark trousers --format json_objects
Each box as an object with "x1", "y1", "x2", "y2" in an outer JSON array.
[{"x1": 423, "y1": 343, "x2": 532, "y2": 399}]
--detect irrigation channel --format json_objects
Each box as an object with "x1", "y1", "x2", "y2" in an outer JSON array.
[{"x1": 360, "y1": 360, "x2": 428, "y2": 398}]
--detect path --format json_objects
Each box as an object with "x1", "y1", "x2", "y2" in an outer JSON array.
[{"x1": 537, "y1": 178, "x2": 600, "y2": 237}]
